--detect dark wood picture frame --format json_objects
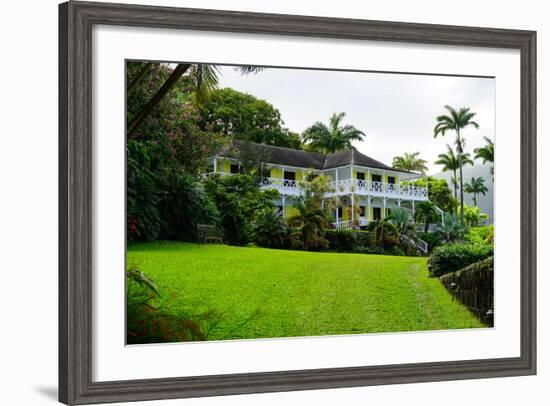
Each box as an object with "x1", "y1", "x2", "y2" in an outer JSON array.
[{"x1": 59, "y1": 1, "x2": 537, "y2": 404}]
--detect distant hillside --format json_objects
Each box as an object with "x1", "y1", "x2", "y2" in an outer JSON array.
[{"x1": 432, "y1": 164, "x2": 494, "y2": 224}]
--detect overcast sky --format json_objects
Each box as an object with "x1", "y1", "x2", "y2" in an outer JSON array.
[{"x1": 216, "y1": 65, "x2": 495, "y2": 175}]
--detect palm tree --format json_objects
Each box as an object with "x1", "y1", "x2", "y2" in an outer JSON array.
[
  {"x1": 414, "y1": 201, "x2": 439, "y2": 233},
  {"x1": 366, "y1": 218, "x2": 399, "y2": 249},
  {"x1": 302, "y1": 112, "x2": 366, "y2": 153},
  {"x1": 434, "y1": 144, "x2": 474, "y2": 199},
  {"x1": 392, "y1": 152, "x2": 428, "y2": 174},
  {"x1": 287, "y1": 175, "x2": 335, "y2": 251},
  {"x1": 474, "y1": 137, "x2": 495, "y2": 180},
  {"x1": 434, "y1": 106, "x2": 479, "y2": 226},
  {"x1": 463, "y1": 176, "x2": 488, "y2": 206},
  {"x1": 387, "y1": 208, "x2": 414, "y2": 236},
  {"x1": 252, "y1": 207, "x2": 287, "y2": 248}
]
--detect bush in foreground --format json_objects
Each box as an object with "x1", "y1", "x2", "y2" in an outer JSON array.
[
  {"x1": 126, "y1": 267, "x2": 220, "y2": 344},
  {"x1": 428, "y1": 243, "x2": 493, "y2": 277},
  {"x1": 440, "y1": 257, "x2": 494, "y2": 326}
]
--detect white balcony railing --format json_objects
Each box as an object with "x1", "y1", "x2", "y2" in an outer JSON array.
[
  {"x1": 329, "y1": 179, "x2": 428, "y2": 199},
  {"x1": 259, "y1": 177, "x2": 428, "y2": 199}
]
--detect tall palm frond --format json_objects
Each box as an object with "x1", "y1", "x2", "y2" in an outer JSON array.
[{"x1": 474, "y1": 136, "x2": 495, "y2": 178}]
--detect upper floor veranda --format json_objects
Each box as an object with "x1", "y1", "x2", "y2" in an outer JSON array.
[{"x1": 204, "y1": 142, "x2": 429, "y2": 202}]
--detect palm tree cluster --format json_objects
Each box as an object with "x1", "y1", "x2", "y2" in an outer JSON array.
[
  {"x1": 435, "y1": 145, "x2": 474, "y2": 199},
  {"x1": 433, "y1": 105, "x2": 480, "y2": 226},
  {"x1": 431, "y1": 106, "x2": 494, "y2": 225}
]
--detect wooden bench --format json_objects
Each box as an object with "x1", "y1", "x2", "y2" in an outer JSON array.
[{"x1": 197, "y1": 224, "x2": 223, "y2": 243}]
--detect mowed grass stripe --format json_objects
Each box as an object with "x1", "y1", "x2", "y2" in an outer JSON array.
[{"x1": 127, "y1": 242, "x2": 484, "y2": 340}]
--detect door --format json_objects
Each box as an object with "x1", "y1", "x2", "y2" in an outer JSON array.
[{"x1": 373, "y1": 207, "x2": 381, "y2": 220}]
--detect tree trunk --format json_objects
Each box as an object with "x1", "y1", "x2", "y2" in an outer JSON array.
[
  {"x1": 127, "y1": 63, "x2": 191, "y2": 138},
  {"x1": 453, "y1": 170, "x2": 458, "y2": 199},
  {"x1": 457, "y1": 131, "x2": 465, "y2": 227}
]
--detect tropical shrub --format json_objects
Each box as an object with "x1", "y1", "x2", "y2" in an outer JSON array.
[
  {"x1": 287, "y1": 175, "x2": 335, "y2": 251},
  {"x1": 127, "y1": 140, "x2": 161, "y2": 241},
  {"x1": 414, "y1": 201, "x2": 439, "y2": 233},
  {"x1": 387, "y1": 246, "x2": 406, "y2": 256},
  {"x1": 325, "y1": 230, "x2": 356, "y2": 252},
  {"x1": 158, "y1": 172, "x2": 220, "y2": 241},
  {"x1": 351, "y1": 246, "x2": 385, "y2": 255},
  {"x1": 459, "y1": 205, "x2": 489, "y2": 228},
  {"x1": 435, "y1": 212, "x2": 465, "y2": 243},
  {"x1": 440, "y1": 257, "x2": 494, "y2": 325},
  {"x1": 417, "y1": 232, "x2": 443, "y2": 253},
  {"x1": 428, "y1": 243, "x2": 493, "y2": 277},
  {"x1": 126, "y1": 267, "x2": 220, "y2": 344},
  {"x1": 204, "y1": 174, "x2": 279, "y2": 246},
  {"x1": 366, "y1": 219, "x2": 399, "y2": 249},
  {"x1": 465, "y1": 225, "x2": 494, "y2": 247},
  {"x1": 252, "y1": 208, "x2": 287, "y2": 248}
]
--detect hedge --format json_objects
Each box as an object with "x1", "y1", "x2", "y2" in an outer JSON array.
[
  {"x1": 417, "y1": 232, "x2": 443, "y2": 253},
  {"x1": 325, "y1": 230, "x2": 374, "y2": 252},
  {"x1": 428, "y1": 243, "x2": 493, "y2": 277},
  {"x1": 440, "y1": 257, "x2": 494, "y2": 326}
]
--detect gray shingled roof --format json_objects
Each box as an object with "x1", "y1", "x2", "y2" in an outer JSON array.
[{"x1": 215, "y1": 141, "x2": 408, "y2": 173}]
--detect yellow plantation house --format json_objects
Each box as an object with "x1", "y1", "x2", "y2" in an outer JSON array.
[{"x1": 205, "y1": 141, "x2": 438, "y2": 229}]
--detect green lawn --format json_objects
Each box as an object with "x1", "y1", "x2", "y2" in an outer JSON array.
[{"x1": 127, "y1": 242, "x2": 484, "y2": 341}]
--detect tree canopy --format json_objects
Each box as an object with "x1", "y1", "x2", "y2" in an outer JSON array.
[{"x1": 199, "y1": 88, "x2": 302, "y2": 148}]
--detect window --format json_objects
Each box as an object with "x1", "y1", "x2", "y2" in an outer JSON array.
[
  {"x1": 388, "y1": 176, "x2": 396, "y2": 184},
  {"x1": 337, "y1": 207, "x2": 343, "y2": 219},
  {"x1": 264, "y1": 168, "x2": 271, "y2": 178},
  {"x1": 230, "y1": 164, "x2": 239, "y2": 174},
  {"x1": 356, "y1": 172, "x2": 365, "y2": 180},
  {"x1": 284, "y1": 170, "x2": 296, "y2": 181},
  {"x1": 387, "y1": 208, "x2": 392, "y2": 217},
  {"x1": 359, "y1": 206, "x2": 366, "y2": 217},
  {"x1": 373, "y1": 207, "x2": 381, "y2": 220},
  {"x1": 372, "y1": 174, "x2": 382, "y2": 183}
]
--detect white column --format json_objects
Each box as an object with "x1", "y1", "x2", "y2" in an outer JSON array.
[
  {"x1": 351, "y1": 194, "x2": 355, "y2": 225},
  {"x1": 398, "y1": 199, "x2": 401, "y2": 208},
  {"x1": 412, "y1": 199, "x2": 415, "y2": 220},
  {"x1": 383, "y1": 197, "x2": 387, "y2": 219},
  {"x1": 397, "y1": 173, "x2": 401, "y2": 193},
  {"x1": 282, "y1": 195, "x2": 286, "y2": 218},
  {"x1": 213, "y1": 157, "x2": 217, "y2": 173},
  {"x1": 367, "y1": 196, "x2": 371, "y2": 221}
]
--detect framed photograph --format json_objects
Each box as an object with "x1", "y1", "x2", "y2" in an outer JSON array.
[{"x1": 59, "y1": 1, "x2": 536, "y2": 404}]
